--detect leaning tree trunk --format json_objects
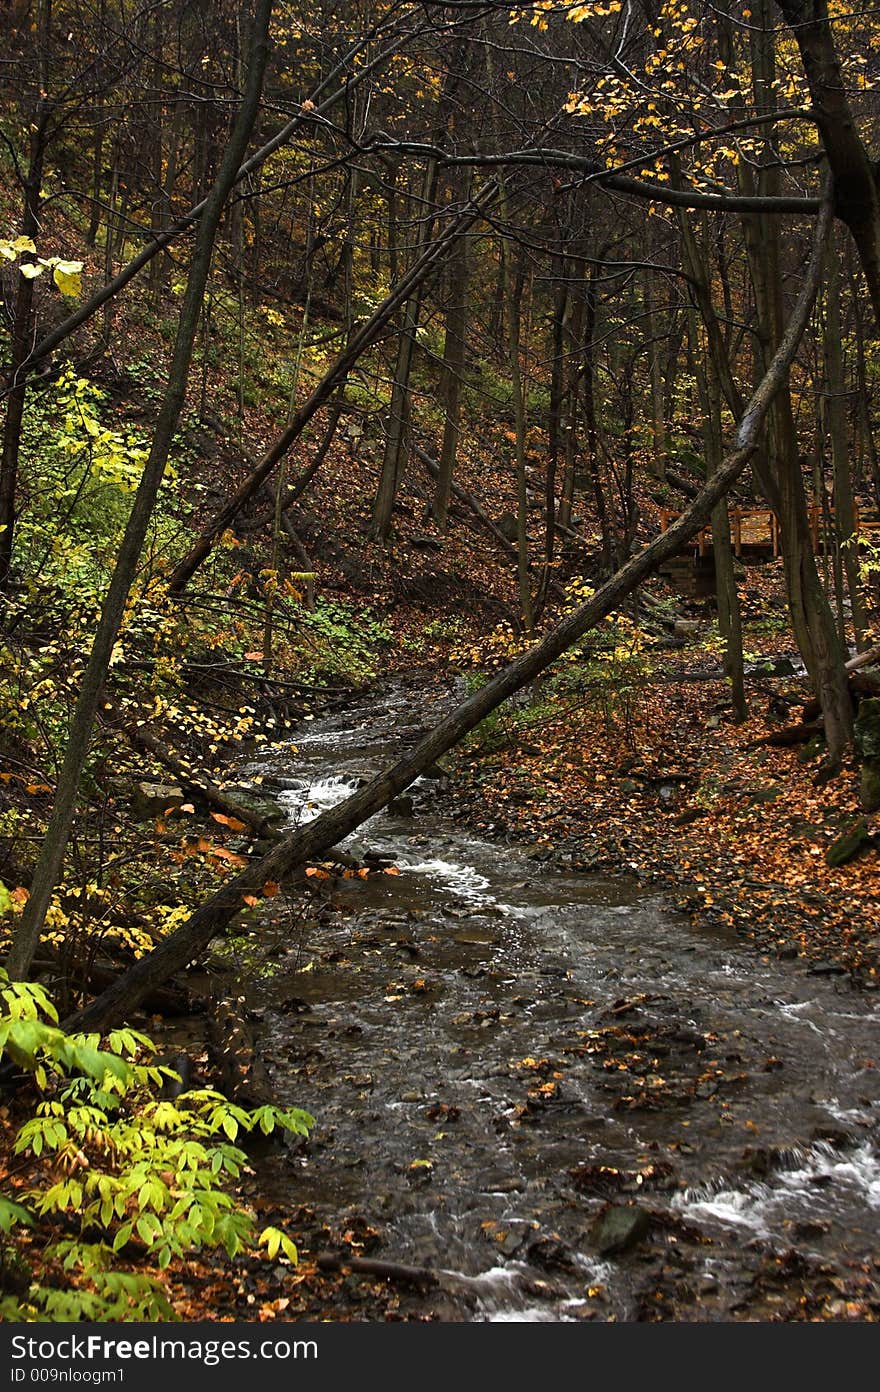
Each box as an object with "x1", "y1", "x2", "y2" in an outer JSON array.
[
  {"x1": 59, "y1": 197, "x2": 833, "y2": 1034},
  {"x1": 5, "y1": 0, "x2": 274, "y2": 983},
  {"x1": 776, "y1": 0, "x2": 880, "y2": 328},
  {"x1": 677, "y1": 202, "x2": 747, "y2": 720}
]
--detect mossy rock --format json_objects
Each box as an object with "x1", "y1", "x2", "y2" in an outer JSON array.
[
  {"x1": 826, "y1": 818, "x2": 872, "y2": 868},
  {"x1": 855, "y1": 698, "x2": 880, "y2": 763},
  {"x1": 751, "y1": 784, "x2": 783, "y2": 804},
  {"x1": 860, "y1": 763, "x2": 880, "y2": 814},
  {"x1": 798, "y1": 734, "x2": 826, "y2": 764}
]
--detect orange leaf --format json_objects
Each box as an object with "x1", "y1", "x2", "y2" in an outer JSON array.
[
  {"x1": 383, "y1": 866, "x2": 401, "y2": 876},
  {"x1": 357, "y1": 868, "x2": 370, "y2": 880},
  {"x1": 243, "y1": 651, "x2": 264, "y2": 661},
  {"x1": 263, "y1": 880, "x2": 279, "y2": 897},
  {"x1": 11, "y1": 887, "x2": 29, "y2": 903},
  {"x1": 305, "y1": 866, "x2": 329, "y2": 880},
  {"x1": 210, "y1": 847, "x2": 249, "y2": 867},
  {"x1": 211, "y1": 812, "x2": 247, "y2": 832},
  {"x1": 25, "y1": 783, "x2": 52, "y2": 794},
  {"x1": 242, "y1": 894, "x2": 260, "y2": 907}
]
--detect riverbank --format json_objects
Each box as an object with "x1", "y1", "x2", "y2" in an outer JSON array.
[{"x1": 444, "y1": 652, "x2": 880, "y2": 985}]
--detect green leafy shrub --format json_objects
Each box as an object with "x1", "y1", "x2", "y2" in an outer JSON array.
[
  {"x1": 297, "y1": 598, "x2": 392, "y2": 683},
  {"x1": 0, "y1": 971, "x2": 312, "y2": 1321}
]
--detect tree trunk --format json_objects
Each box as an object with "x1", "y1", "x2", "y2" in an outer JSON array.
[
  {"x1": 677, "y1": 204, "x2": 747, "y2": 719},
  {"x1": 776, "y1": 0, "x2": 880, "y2": 327},
  {"x1": 824, "y1": 237, "x2": 868, "y2": 648},
  {"x1": 0, "y1": 0, "x2": 52, "y2": 594},
  {"x1": 502, "y1": 236, "x2": 534, "y2": 633},
  {"x1": 433, "y1": 216, "x2": 469, "y2": 530}
]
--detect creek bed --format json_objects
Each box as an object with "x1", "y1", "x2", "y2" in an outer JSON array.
[{"x1": 232, "y1": 677, "x2": 880, "y2": 1321}]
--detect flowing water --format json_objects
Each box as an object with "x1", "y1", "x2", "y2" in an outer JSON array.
[{"x1": 233, "y1": 677, "x2": 880, "y2": 1321}]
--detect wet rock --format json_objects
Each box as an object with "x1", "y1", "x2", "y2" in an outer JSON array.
[
  {"x1": 591, "y1": 1203, "x2": 651, "y2": 1256},
  {"x1": 221, "y1": 784, "x2": 286, "y2": 829},
  {"x1": 673, "y1": 620, "x2": 701, "y2": 638},
  {"x1": 387, "y1": 795, "x2": 414, "y2": 817},
  {"x1": 482, "y1": 1221, "x2": 533, "y2": 1256},
  {"x1": 791, "y1": 1218, "x2": 829, "y2": 1241},
  {"x1": 776, "y1": 942, "x2": 799, "y2": 960},
  {"x1": 259, "y1": 775, "x2": 307, "y2": 793},
  {"x1": 420, "y1": 762, "x2": 450, "y2": 781},
  {"x1": 132, "y1": 781, "x2": 184, "y2": 819},
  {"x1": 363, "y1": 851, "x2": 394, "y2": 869},
  {"x1": 806, "y1": 960, "x2": 848, "y2": 976},
  {"x1": 739, "y1": 1144, "x2": 803, "y2": 1177}
]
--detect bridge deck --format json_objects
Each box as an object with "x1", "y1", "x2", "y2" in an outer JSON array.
[{"x1": 659, "y1": 506, "x2": 880, "y2": 559}]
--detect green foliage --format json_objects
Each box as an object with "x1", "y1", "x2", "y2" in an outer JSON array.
[
  {"x1": 298, "y1": 598, "x2": 392, "y2": 683},
  {"x1": 15, "y1": 370, "x2": 155, "y2": 589},
  {"x1": 0, "y1": 971, "x2": 313, "y2": 1322}
]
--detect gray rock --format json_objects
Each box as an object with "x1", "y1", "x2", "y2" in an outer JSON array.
[
  {"x1": 591, "y1": 1203, "x2": 651, "y2": 1256},
  {"x1": 260, "y1": 775, "x2": 307, "y2": 793},
  {"x1": 220, "y1": 784, "x2": 286, "y2": 828},
  {"x1": 132, "y1": 782, "x2": 184, "y2": 819}
]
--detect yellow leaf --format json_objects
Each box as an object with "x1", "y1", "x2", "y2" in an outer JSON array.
[{"x1": 52, "y1": 260, "x2": 83, "y2": 297}]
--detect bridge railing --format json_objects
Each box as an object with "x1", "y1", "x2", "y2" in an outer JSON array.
[{"x1": 658, "y1": 505, "x2": 880, "y2": 558}]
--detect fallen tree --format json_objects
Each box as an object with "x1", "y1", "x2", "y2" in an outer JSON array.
[{"x1": 59, "y1": 195, "x2": 832, "y2": 1034}]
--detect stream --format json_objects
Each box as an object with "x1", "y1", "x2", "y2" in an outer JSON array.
[{"x1": 230, "y1": 676, "x2": 879, "y2": 1321}]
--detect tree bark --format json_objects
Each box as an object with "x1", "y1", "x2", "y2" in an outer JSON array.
[{"x1": 823, "y1": 237, "x2": 868, "y2": 648}]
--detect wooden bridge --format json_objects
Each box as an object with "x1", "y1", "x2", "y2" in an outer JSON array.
[
  {"x1": 658, "y1": 505, "x2": 880, "y2": 560},
  {"x1": 657, "y1": 505, "x2": 880, "y2": 597}
]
